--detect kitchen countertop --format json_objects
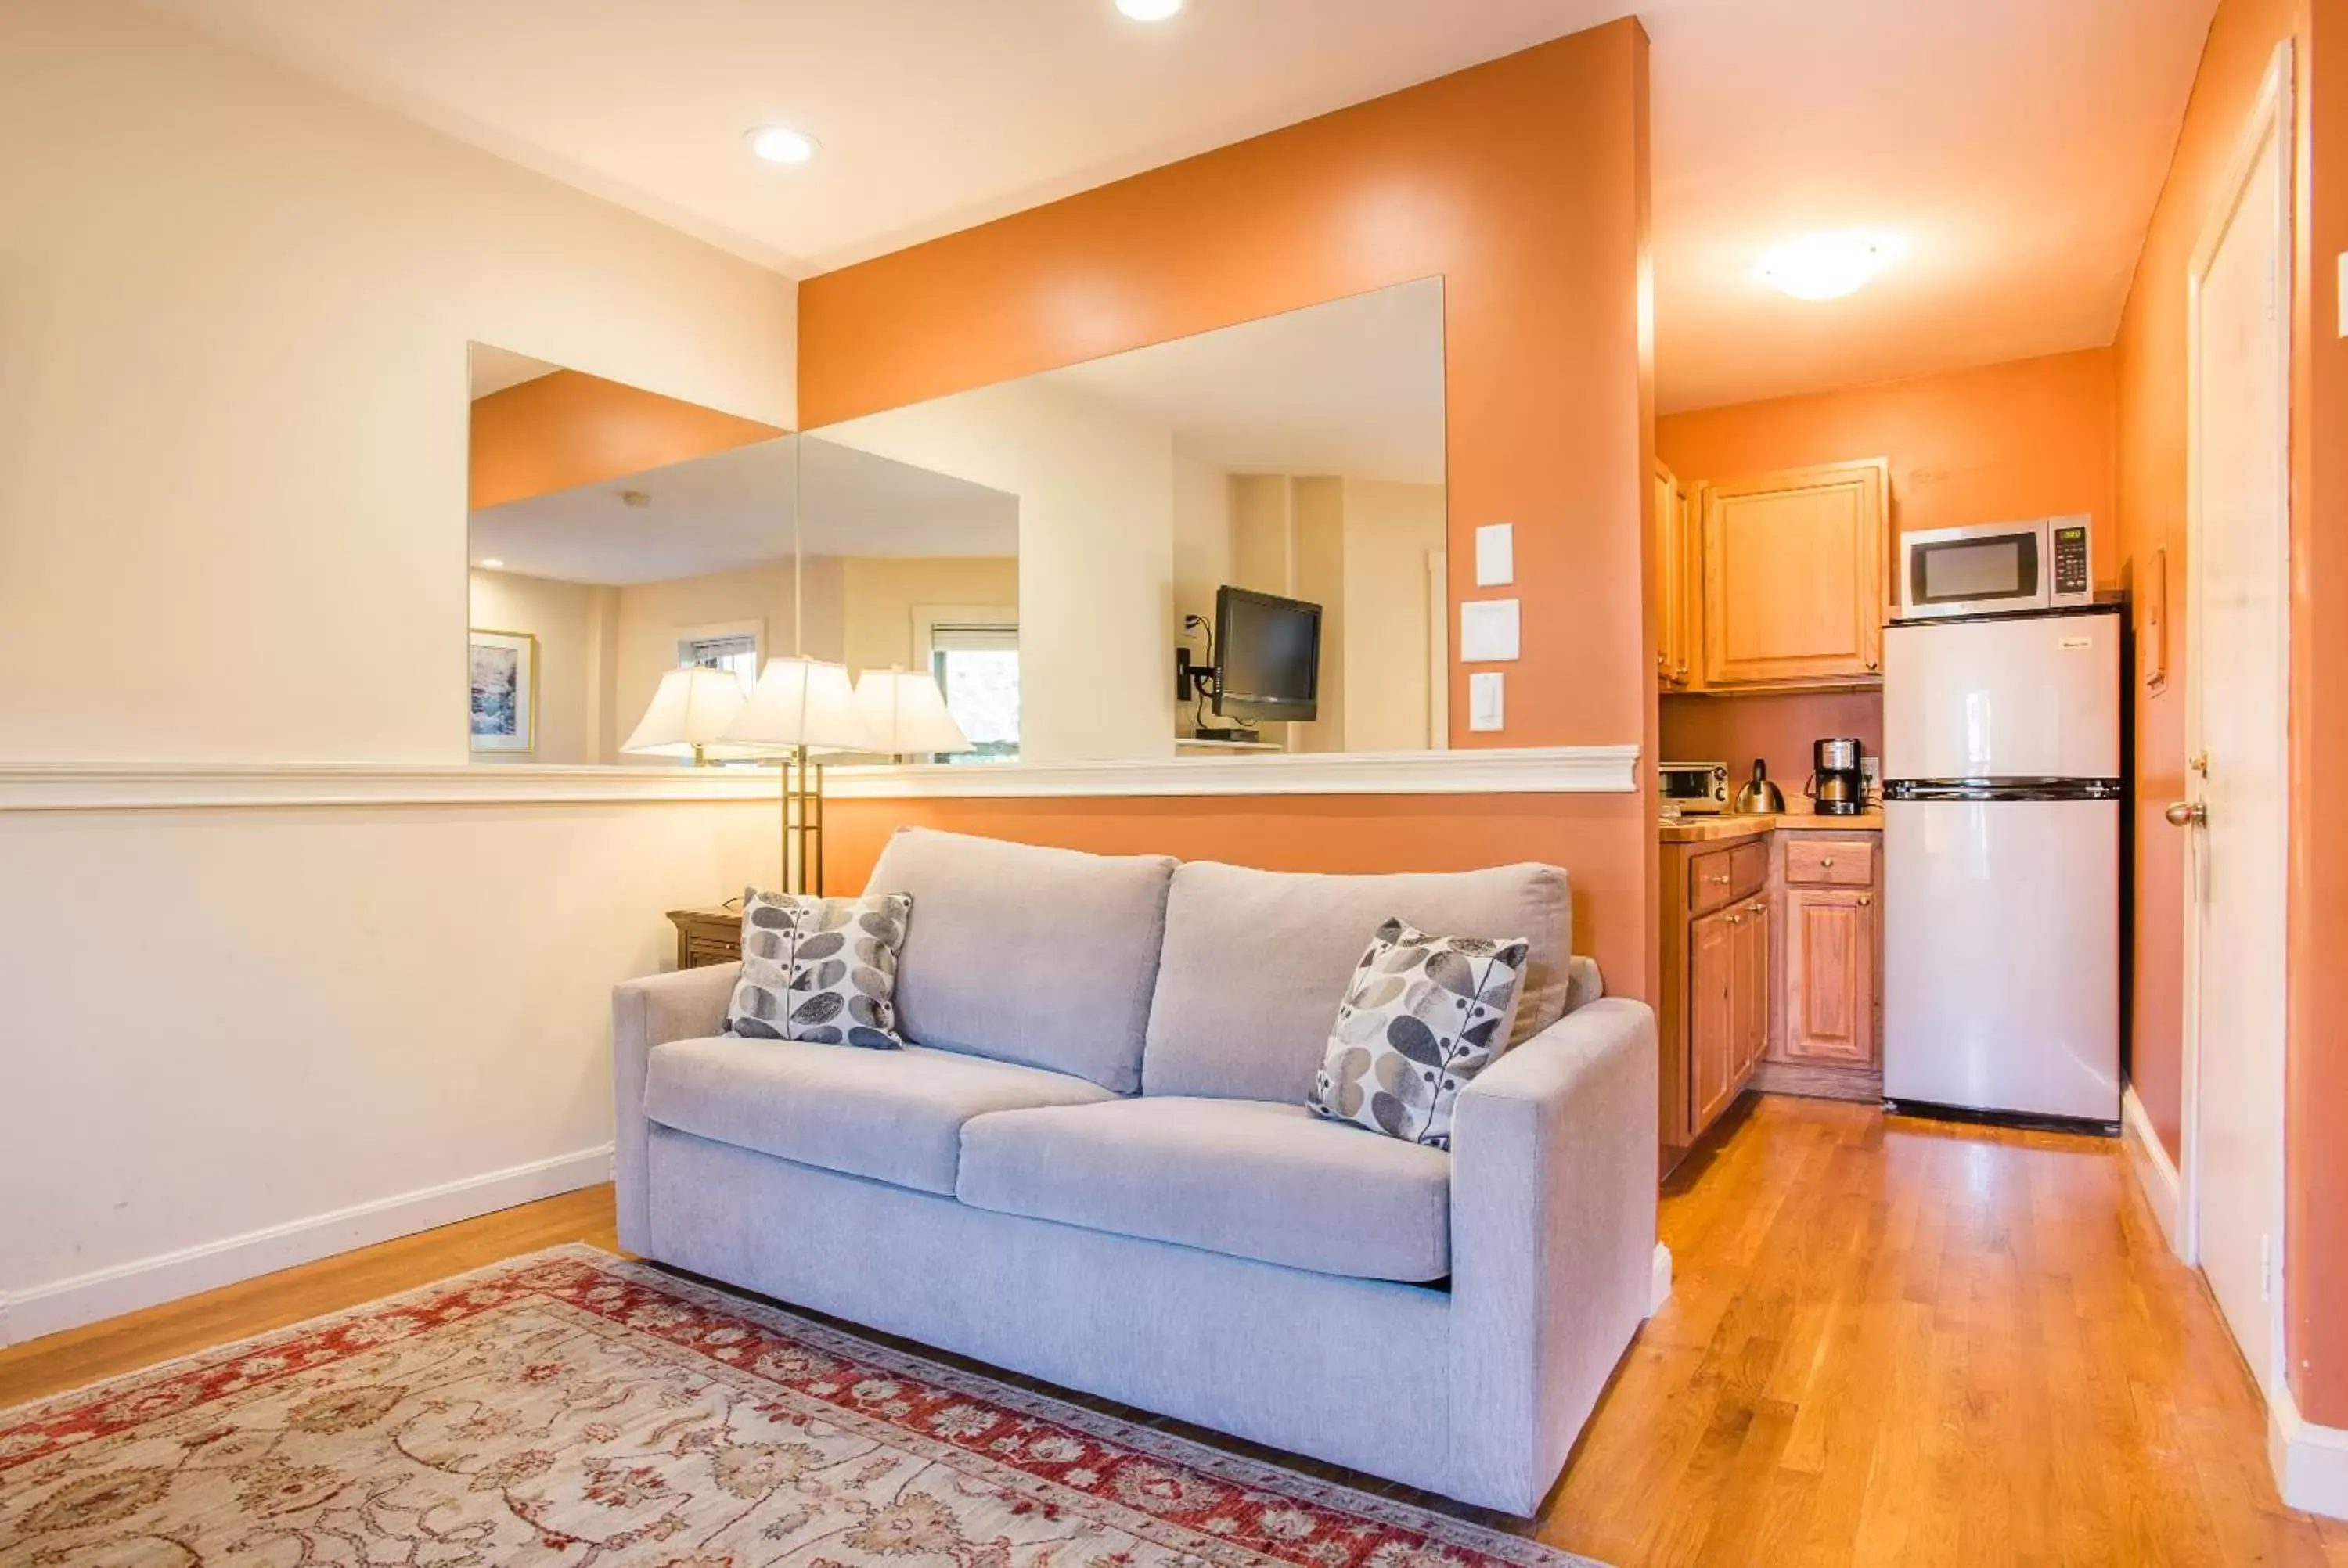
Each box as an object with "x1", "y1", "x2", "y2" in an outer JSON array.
[{"x1": 1658, "y1": 807, "x2": 1885, "y2": 844}]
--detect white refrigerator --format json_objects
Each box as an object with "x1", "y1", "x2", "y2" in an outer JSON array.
[{"x1": 1881, "y1": 606, "x2": 2124, "y2": 1128}]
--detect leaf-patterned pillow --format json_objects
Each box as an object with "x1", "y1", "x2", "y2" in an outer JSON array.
[
  {"x1": 726, "y1": 887, "x2": 913, "y2": 1049},
  {"x1": 1306, "y1": 918, "x2": 1531, "y2": 1149}
]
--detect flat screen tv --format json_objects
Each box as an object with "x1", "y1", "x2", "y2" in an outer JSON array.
[{"x1": 1214, "y1": 585, "x2": 1321, "y2": 722}]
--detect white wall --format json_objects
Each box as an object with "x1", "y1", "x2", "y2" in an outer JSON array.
[
  {"x1": 0, "y1": 1, "x2": 798, "y2": 1339},
  {"x1": 1338, "y1": 480, "x2": 1446, "y2": 753},
  {"x1": 469, "y1": 569, "x2": 619, "y2": 766},
  {"x1": 1172, "y1": 455, "x2": 1233, "y2": 643},
  {"x1": 819, "y1": 381, "x2": 1176, "y2": 763}
]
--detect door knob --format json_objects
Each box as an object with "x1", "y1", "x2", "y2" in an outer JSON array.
[{"x1": 2166, "y1": 800, "x2": 2207, "y2": 828}]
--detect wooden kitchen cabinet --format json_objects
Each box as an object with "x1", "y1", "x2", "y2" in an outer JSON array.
[
  {"x1": 1688, "y1": 905, "x2": 1738, "y2": 1132},
  {"x1": 1659, "y1": 836, "x2": 1770, "y2": 1156},
  {"x1": 1697, "y1": 458, "x2": 1889, "y2": 689},
  {"x1": 1653, "y1": 462, "x2": 1698, "y2": 690},
  {"x1": 1733, "y1": 894, "x2": 1771, "y2": 1078},
  {"x1": 1782, "y1": 887, "x2": 1877, "y2": 1066}
]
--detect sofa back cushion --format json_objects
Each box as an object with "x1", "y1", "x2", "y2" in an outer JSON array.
[
  {"x1": 864, "y1": 827, "x2": 1176, "y2": 1093},
  {"x1": 1140, "y1": 860, "x2": 1573, "y2": 1102}
]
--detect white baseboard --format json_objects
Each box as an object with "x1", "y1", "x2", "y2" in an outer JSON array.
[
  {"x1": 0, "y1": 1145, "x2": 612, "y2": 1349},
  {"x1": 2120, "y1": 1085, "x2": 2186, "y2": 1260},
  {"x1": 2271, "y1": 1381, "x2": 2348, "y2": 1519},
  {"x1": 1650, "y1": 1242, "x2": 1673, "y2": 1316}
]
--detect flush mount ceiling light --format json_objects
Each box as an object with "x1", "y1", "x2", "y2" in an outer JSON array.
[
  {"x1": 1757, "y1": 231, "x2": 1898, "y2": 300},
  {"x1": 479, "y1": 558, "x2": 504, "y2": 569},
  {"x1": 1117, "y1": 0, "x2": 1183, "y2": 19},
  {"x1": 746, "y1": 126, "x2": 817, "y2": 165}
]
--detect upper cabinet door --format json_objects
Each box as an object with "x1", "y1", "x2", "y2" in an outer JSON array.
[
  {"x1": 1699, "y1": 459, "x2": 1889, "y2": 688},
  {"x1": 1652, "y1": 462, "x2": 1697, "y2": 690}
]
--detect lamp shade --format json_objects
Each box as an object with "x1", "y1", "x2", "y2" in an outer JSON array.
[
  {"x1": 720, "y1": 656, "x2": 873, "y2": 754},
  {"x1": 854, "y1": 667, "x2": 971, "y2": 757},
  {"x1": 622, "y1": 666, "x2": 753, "y2": 760}
]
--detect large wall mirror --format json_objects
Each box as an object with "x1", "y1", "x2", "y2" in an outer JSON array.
[{"x1": 463, "y1": 275, "x2": 1444, "y2": 770}]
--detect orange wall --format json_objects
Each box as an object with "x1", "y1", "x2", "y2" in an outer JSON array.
[
  {"x1": 823, "y1": 794, "x2": 1641, "y2": 965},
  {"x1": 2114, "y1": 0, "x2": 2294, "y2": 1168},
  {"x1": 469, "y1": 369, "x2": 783, "y2": 511},
  {"x1": 1655, "y1": 347, "x2": 2119, "y2": 785},
  {"x1": 2286, "y1": 0, "x2": 2348, "y2": 1430},
  {"x1": 1658, "y1": 691, "x2": 1883, "y2": 793},
  {"x1": 797, "y1": 23, "x2": 1658, "y2": 998}
]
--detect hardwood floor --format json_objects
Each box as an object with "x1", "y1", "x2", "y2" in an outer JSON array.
[{"x1": 2, "y1": 1095, "x2": 2340, "y2": 1565}]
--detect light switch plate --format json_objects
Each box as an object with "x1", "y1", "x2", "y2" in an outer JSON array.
[
  {"x1": 1468, "y1": 671, "x2": 1505, "y2": 732},
  {"x1": 1475, "y1": 523, "x2": 1514, "y2": 587},
  {"x1": 1460, "y1": 599, "x2": 1520, "y2": 662}
]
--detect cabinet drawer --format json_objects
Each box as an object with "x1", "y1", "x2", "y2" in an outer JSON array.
[
  {"x1": 1784, "y1": 837, "x2": 1875, "y2": 887},
  {"x1": 683, "y1": 937, "x2": 742, "y2": 969},
  {"x1": 1691, "y1": 840, "x2": 1771, "y2": 914}
]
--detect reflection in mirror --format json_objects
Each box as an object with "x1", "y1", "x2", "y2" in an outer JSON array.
[
  {"x1": 811, "y1": 276, "x2": 1447, "y2": 765},
  {"x1": 463, "y1": 346, "x2": 1018, "y2": 768}
]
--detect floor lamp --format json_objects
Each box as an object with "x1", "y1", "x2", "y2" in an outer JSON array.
[
  {"x1": 852, "y1": 667, "x2": 974, "y2": 763},
  {"x1": 722, "y1": 656, "x2": 870, "y2": 894},
  {"x1": 620, "y1": 666, "x2": 753, "y2": 767}
]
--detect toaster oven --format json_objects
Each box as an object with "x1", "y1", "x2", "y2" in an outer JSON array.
[{"x1": 1659, "y1": 761, "x2": 1730, "y2": 815}]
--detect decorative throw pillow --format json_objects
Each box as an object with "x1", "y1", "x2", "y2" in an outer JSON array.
[
  {"x1": 726, "y1": 887, "x2": 913, "y2": 1049},
  {"x1": 1307, "y1": 918, "x2": 1531, "y2": 1149}
]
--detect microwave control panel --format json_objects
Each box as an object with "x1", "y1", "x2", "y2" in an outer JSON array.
[{"x1": 2051, "y1": 520, "x2": 2091, "y2": 602}]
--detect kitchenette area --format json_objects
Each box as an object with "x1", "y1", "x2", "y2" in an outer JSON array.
[{"x1": 1652, "y1": 451, "x2": 2123, "y2": 1170}]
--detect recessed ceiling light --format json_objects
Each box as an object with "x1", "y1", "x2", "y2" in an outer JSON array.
[
  {"x1": 746, "y1": 126, "x2": 817, "y2": 165},
  {"x1": 1117, "y1": 0, "x2": 1183, "y2": 19},
  {"x1": 480, "y1": 558, "x2": 504, "y2": 569},
  {"x1": 1757, "y1": 231, "x2": 1898, "y2": 300}
]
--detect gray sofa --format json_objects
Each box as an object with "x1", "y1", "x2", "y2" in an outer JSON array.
[{"x1": 612, "y1": 827, "x2": 1660, "y2": 1515}]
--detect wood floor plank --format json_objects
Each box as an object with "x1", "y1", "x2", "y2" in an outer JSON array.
[{"x1": 0, "y1": 1095, "x2": 2335, "y2": 1566}]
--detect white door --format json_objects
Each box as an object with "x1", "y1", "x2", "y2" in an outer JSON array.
[{"x1": 2181, "y1": 45, "x2": 2292, "y2": 1394}]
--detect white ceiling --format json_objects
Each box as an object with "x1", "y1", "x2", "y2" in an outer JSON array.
[
  {"x1": 468, "y1": 344, "x2": 559, "y2": 401},
  {"x1": 150, "y1": 0, "x2": 2214, "y2": 412},
  {"x1": 1042, "y1": 279, "x2": 1445, "y2": 485},
  {"x1": 470, "y1": 435, "x2": 1017, "y2": 585}
]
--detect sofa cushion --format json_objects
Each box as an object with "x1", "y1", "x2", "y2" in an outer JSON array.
[
  {"x1": 956, "y1": 1098, "x2": 1451, "y2": 1282},
  {"x1": 865, "y1": 828, "x2": 1175, "y2": 1093},
  {"x1": 727, "y1": 888, "x2": 913, "y2": 1048},
  {"x1": 643, "y1": 1034, "x2": 1114, "y2": 1196},
  {"x1": 1306, "y1": 919, "x2": 1531, "y2": 1149},
  {"x1": 1141, "y1": 861, "x2": 1573, "y2": 1102}
]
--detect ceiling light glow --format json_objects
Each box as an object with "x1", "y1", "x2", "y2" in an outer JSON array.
[
  {"x1": 1757, "y1": 231, "x2": 1898, "y2": 300},
  {"x1": 480, "y1": 559, "x2": 505, "y2": 569},
  {"x1": 1117, "y1": 0, "x2": 1183, "y2": 19},
  {"x1": 747, "y1": 126, "x2": 817, "y2": 164}
]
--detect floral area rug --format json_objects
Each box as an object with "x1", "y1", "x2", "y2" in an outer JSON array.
[{"x1": 0, "y1": 1245, "x2": 1609, "y2": 1566}]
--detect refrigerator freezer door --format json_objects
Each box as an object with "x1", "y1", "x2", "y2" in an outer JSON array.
[
  {"x1": 1882, "y1": 797, "x2": 2120, "y2": 1122},
  {"x1": 1882, "y1": 612, "x2": 2122, "y2": 780}
]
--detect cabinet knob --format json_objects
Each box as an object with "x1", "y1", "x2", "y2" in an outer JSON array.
[
  {"x1": 1707, "y1": 873, "x2": 1730, "y2": 884},
  {"x1": 1726, "y1": 914, "x2": 1741, "y2": 925},
  {"x1": 1858, "y1": 894, "x2": 1874, "y2": 907},
  {"x1": 1820, "y1": 857, "x2": 1834, "y2": 867},
  {"x1": 1864, "y1": 659, "x2": 1880, "y2": 672},
  {"x1": 1750, "y1": 900, "x2": 1767, "y2": 914}
]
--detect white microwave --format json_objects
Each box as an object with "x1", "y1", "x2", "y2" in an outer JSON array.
[{"x1": 1898, "y1": 516, "x2": 2094, "y2": 620}]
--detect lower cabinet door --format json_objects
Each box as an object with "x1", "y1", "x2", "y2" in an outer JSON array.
[
  {"x1": 1784, "y1": 886, "x2": 1878, "y2": 1066},
  {"x1": 1690, "y1": 906, "x2": 1740, "y2": 1132},
  {"x1": 1733, "y1": 898, "x2": 1770, "y2": 1077}
]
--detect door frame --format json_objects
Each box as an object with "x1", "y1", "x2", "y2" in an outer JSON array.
[{"x1": 2177, "y1": 37, "x2": 2293, "y2": 1386}]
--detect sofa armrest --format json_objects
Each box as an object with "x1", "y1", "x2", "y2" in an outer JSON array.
[
  {"x1": 1443, "y1": 996, "x2": 1658, "y2": 1514},
  {"x1": 612, "y1": 962, "x2": 739, "y2": 1252}
]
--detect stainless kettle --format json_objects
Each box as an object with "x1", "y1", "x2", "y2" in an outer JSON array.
[{"x1": 1732, "y1": 757, "x2": 1786, "y2": 815}]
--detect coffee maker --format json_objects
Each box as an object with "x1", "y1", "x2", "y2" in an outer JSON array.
[{"x1": 1809, "y1": 736, "x2": 1867, "y2": 816}]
